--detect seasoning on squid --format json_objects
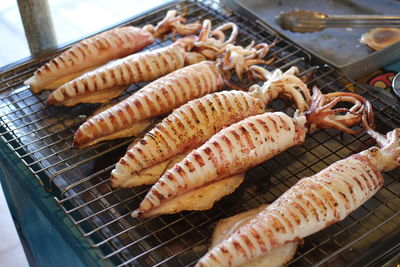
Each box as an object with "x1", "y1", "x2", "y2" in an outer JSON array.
[
  {"x1": 132, "y1": 87, "x2": 374, "y2": 218},
  {"x1": 25, "y1": 10, "x2": 201, "y2": 93},
  {"x1": 110, "y1": 66, "x2": 311, "y2": 188},
  {"x1": 196, "y1": 120, "x2": 400, "y2": 267},
  {"x1": 72, "y1": 41, "x2": 275, "y2": 148},
  {"x1": 46, "y1": 20, "x2": 239, "y2": 106},
  {"x1": 210, "y1": 204, "x2": 300, "y2": 267}
]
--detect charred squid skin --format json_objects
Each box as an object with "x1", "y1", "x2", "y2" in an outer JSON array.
[
  {"x1": 26, "y1": 27, "x2": 154, "y2": 93},
  {"x1": 196, "y1": 125, "x2": 400, "y2": 267},
  {"x1": 132, "y1": 112, "x2": 307, "y2": 217},
  {"x1": 71, "y1": 38, "x2": 275, "y2": 148},
  {"x1": 110, "y1": 67, "x2": 312, "y2": 188},
  {"x1": 211, "y1": 204, "x2": 300, "y2": 267},
  {"x1": 110, "y1": 90, "x2": 265, "y2": 188},
  {"x1": 73, "y1": 61, "x2": 224, "y2": 148},
  {"x1": 46, "y1": 20, "x2": 241, "y2": 106},
  {"x1": 26, "y1": 10, "x2": 204, "y2": 94},
  {"x1": 131, "y1": 87, "x2": 373, "y2": 217},
  {"x1": 196, "y1": 152, "x2": 384, "y2": 267},
  {"x1": 47, "y1": 44, "x2": 187, "y2": 105}
]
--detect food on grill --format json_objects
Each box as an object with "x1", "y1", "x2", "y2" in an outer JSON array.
[
  {"x1": 132, "y1": 87, "x2": 374, "y2": 218},
  {"x1": 111, "y1": 67, "x2": 310, "y2": 188},
  {"x1": 147, "y1": 173, "x2": 246, "y2": 215},
  {"x1": 73, "y1": 42, "x2": 274, "y2": 148},
  {"x1": 110, "y1": 90, "x2": 263, "y2": 188},
  {"x1": 47, "y1": 20, "x2": 239, "y2": 106},
  {"x1": 196, "y1": 124, "x2": 399, "y2": 267},
  {"x1": 25, "y1": 10, "x2": 201, "y2": 93},
  {"x1": 211, "y1": 205, "x2": 299, "y2": 267},
  {"x1": 120, "y1": 150, "x2": 192, "y2": 188},
  {"x1": 361, "y1": 28, "x2": 400, "y2": 50}
]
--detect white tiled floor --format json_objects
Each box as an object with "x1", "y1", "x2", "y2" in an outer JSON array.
[
  {"x1": 0, "y1": 0, "x2": 169, "y2": 68},
  {"x1": 0, "y1": 184, "x2": 29, "y2": 267}
]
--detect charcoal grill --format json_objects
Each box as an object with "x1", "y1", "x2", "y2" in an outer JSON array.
[{"x1": 0, "y1": 0, "x2": 399, "y2": 266}]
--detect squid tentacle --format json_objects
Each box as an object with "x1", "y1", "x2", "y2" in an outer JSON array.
[
  {"x1": 247, "y1": 66, "x2": 312, "y2": 112},
  {"x1": 197, "y1": 19, "x2": 212, "y2": 42},
  {"x1": 362, "y1": 112, "x2": 398, "y2": 162},
  {"x1": 363, "y1": 116, "x2": 387, "y2": 148},
  {"x1": 220, "y1": 42, "x2": 273, "y2": 81},
  {"x1": 361, "y1": 121, "x2": 400, "y2": 171},
  {"x1": 175, "y1": 20, "x2": 240, "y2": 62},
  {"x1": 305, "y1": 86, "x2": 375, "y2": 134},
  {"x1": 254, "y1": 39, "x2": 277, "y2": 59},
  {"x1": 192, "y1": 21, "x2": 239, "y2": 60},
  {"x1": 322, "y1": 93, "x2": 369, "y2": 128},
  {"x1": 211, "y1": 22, "x2": 239, "y2": 45},
  {"x1": 145, "y1": 10, "x2": 202, "y2": 39}
]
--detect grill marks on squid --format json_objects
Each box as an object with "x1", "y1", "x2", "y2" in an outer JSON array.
[
  {"x1": 50, "y1": 45, "x2": 186, "y2": 103},
  {"x1": 75, "y1": 61, "x2": 224, "y2": 148},
  {"x1": 197, "y1": 155, "x2": 384, "y2": 267},
  {"x1": 138, "y1": 112, "x2": 302, "y2": 215},
  {"x1": 29, "y1": 27, "x2": 153, "y2": 92},
  {"x1": 111, "y1": 90, "x2": 265, "y2": 187}
]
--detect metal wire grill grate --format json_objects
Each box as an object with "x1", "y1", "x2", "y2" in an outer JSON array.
[{"x1": 0, "y1": 0, "x2": 399, "y2": 266}]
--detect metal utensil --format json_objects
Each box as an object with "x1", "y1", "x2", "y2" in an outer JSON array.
[
  {"x1": 276, "y1": 9, "x2": 400, "y2": 33},
  {"x1": 392, "y1": 72, "x2": 400, "y2": 99}
]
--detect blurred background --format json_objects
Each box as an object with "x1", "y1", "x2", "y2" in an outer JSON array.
[{"x1": 0, "y1": 0, "x2": 169, "y2": 67}]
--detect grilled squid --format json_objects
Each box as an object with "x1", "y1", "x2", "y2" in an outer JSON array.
[
  {"x1": 196, "y1": 123, "x2": 399, "y2": 267},
  {"x1": 111, "y1": 66, "x2": 311, "y2": 188},
  {"x1": 132, "y1": 87, "x2": 374, "y2": 218},
  {"x1": 73, "y1": 42, "x2": 274, "y2": 148},
  {"x1": 211, "y1": 205, "x2": 300, "y2": 267},
  {"x1": 46, "y1": 20, "x2": 239, "y2": 106},
  {"x1": 25, "y1": 10, "x2": 201, "y2": 93}
]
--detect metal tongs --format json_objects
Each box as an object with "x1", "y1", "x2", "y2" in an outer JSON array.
[{"x1": 276, "y1": 9, "x2": 400, "y2": 33}]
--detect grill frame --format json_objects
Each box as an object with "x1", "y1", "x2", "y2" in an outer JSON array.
[{"x1": 0, "y1": 0, "x2": 399, "y2": 266}]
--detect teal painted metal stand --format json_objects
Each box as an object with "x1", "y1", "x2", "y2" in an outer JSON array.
[{"x1": 0, "y1": 140, "x2": 104, "y2": 267}]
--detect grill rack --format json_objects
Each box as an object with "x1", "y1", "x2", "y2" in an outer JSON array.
[{"x1": 0, "y1": 0, "x2": 399, "y2": 266}]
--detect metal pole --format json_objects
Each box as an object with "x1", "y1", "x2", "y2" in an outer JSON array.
[{"x1": 17, "y1": 0, "x2": 57, "y2": 54}]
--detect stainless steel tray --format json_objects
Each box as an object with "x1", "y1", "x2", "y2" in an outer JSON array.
[
  {"x1": 0, "y1": 0, "x2": 400, "y2": 266},
  {"x1": 221, "y1": 0, "x2": 400, "y2": 79}
]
